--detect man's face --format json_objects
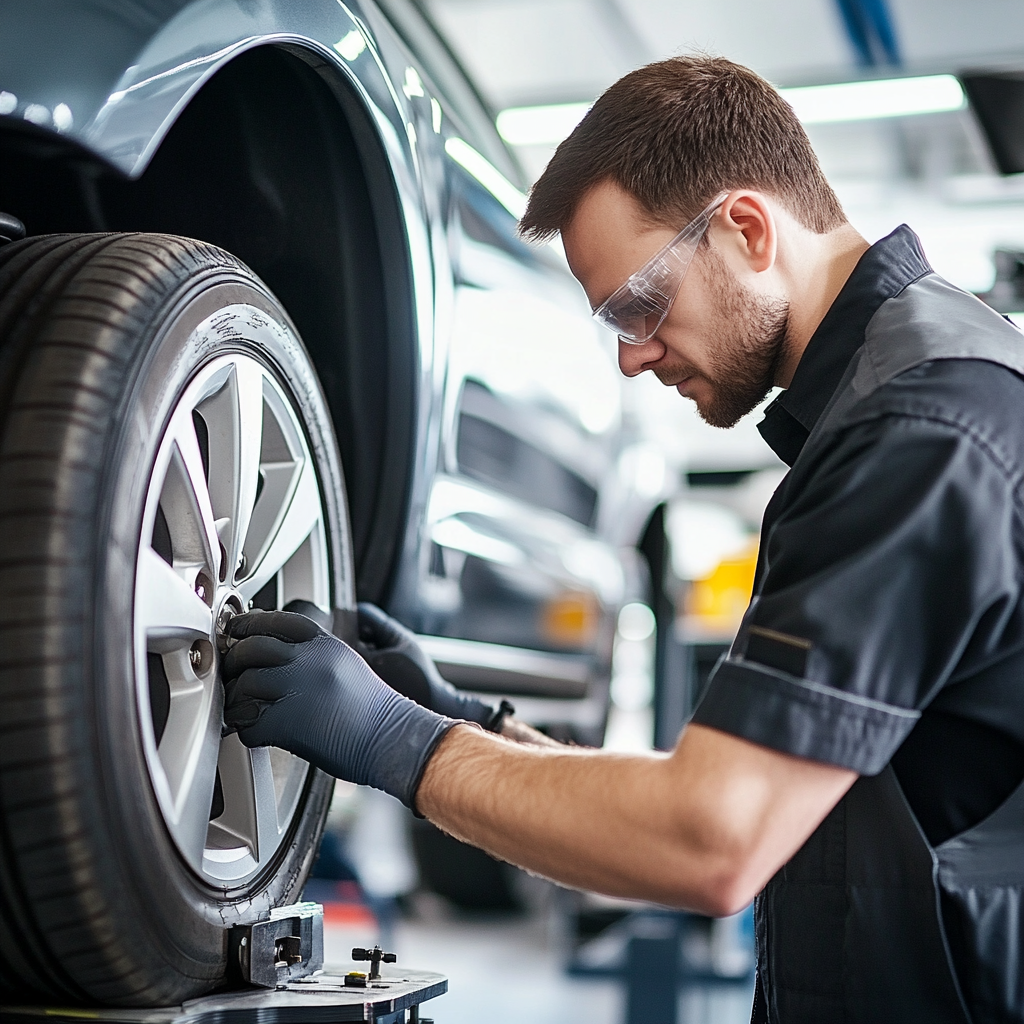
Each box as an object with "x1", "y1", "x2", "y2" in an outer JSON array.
[{"x1": 562, "y1": 180, "x2": 789, "y2": 428}]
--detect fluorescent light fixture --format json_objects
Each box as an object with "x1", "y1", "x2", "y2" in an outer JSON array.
[
  {"x1": 497, "y1": 101, "x2": 590, "y2": 146},
  {"x1": 781, "y1": 74, "x2": 965, "y2": 124},
  {"x1": 496, "y1": 75, "x2": 965, "y2": 147},
  {"x1": 445, "y1": 137, "x2": 527, "y2": 218}
]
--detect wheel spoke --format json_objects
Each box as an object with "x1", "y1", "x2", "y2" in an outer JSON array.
[
  {"x1": 238, "y1": 458, "x2": 321, "y2": 603},
  {"x1": 252, "y1": 745, "x2": 283, "y2": 855},
  {"x1": 156, "y1": 651, "x2": 222, "y2": 866},
  {"x1": 209, "y1": 736, "x2": 280, "y2": 859},
  {"x1": 137, "y1": 547, "x2": 213, "y2": 650},
  {"x1": 199, "y1": 359, "x2": 264, "y2": 584},
  {"x1": 170, "y1": 412, "x2": 222, "y2": 578},
  {"x1": 269, "y1": 747, "x2": 309, "y2": 831},
  {"x1": 240, "y1": 461, "x2": 300, "y2": 583},
  {"x1": 229, "y1": 359, "x2": 266, "y2": 582}
]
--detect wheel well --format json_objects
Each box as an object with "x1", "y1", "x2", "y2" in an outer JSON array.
[{"x1": 0, "y1": 45, "x2": 415, "y2": 604}]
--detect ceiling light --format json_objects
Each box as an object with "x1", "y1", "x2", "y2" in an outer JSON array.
[
  {"x1": 496, "y1": 75, "x2": 965, "y2": 147},
  {"x1": 496, "y1": 102, "x2": 590, "y2": 146},
  {"x1": 781, "y1": 74, "x2": 965, "y2": 124}
]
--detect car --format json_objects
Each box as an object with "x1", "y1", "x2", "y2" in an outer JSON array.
[{"x1": 0, "y1": 0, "x2": 669, "y2": 1007}]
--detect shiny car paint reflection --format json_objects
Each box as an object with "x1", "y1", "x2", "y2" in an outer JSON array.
[{"x1": 0, "y1": 0, "x2": 666, "y2": 742}]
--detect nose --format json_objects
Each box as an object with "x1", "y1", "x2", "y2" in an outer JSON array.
[{"x1": 618, "y1": 336, "x2": 666, "y2": 377}]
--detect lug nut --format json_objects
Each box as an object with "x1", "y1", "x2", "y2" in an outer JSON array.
[
  {"x1": 189, "y1": 639, "x2": 214, "y2": 675},
  {"x1": 214, "y1": 595, "x2": 244, "y2": 654}
]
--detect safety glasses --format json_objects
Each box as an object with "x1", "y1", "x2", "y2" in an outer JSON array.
[{"x1": 592, "y1": 193, "x2": 728, "y2": 344}]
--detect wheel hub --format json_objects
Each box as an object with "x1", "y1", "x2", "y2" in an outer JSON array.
[{"x1": 214, "y1": 591, "x2": 246, "y2": 654}]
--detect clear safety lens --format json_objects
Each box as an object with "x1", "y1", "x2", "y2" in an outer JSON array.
[{"x1": 593, "y1": 193, "x2": 727, "y2": 344}]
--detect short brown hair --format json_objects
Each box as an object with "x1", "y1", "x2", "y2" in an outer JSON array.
[{"x1": 520, "y1": 56, "x2": 845, "y2": 241}]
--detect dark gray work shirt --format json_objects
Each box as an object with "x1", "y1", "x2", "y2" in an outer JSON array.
[{"x1": 692, "y1": 225, "x2": 1024, "y2": 846}]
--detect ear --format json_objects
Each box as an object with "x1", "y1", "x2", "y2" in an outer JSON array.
[{"x1": 714, "y1": 191, "x2": 777, "y2": 274}]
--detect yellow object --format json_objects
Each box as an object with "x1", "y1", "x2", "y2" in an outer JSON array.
[
  {"x1": 541, "y1": 590, "x2": 599, "y2": 648},
  {"x1": 685, "y1": 540, "x2": 759, "y2": 639}
]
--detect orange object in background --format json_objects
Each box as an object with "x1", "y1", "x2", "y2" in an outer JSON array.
[
  {"x1": 322, "y1": 902, "x2": 377, "y2": 928},
  {"x1": 541, "y1": 590, "x2": 600, "y2": 648},
  {"x1": 684, "y1": 540, "x2": 759, "y2": 641},
  {"x1": 306, "y1": 880, "x2": 378, "y2": 928}
]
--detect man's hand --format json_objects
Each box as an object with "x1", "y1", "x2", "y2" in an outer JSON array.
[
  {"x1": 498, "y1": 717, "x2": 564, "y2": 747},
  {"x1": 221, "y1": 610, "x2": 457, "y2": 808},
  {"x1": 357, "y1": 603, "x2": 499, "y2": 726},
  {"x1": 357, "y1": 603, "x2": 558, "y2": 745}
]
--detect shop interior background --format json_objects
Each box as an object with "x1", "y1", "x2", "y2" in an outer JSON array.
[{"x1": 305, "y1": 3, "x2": 1024, "y2": 1021}]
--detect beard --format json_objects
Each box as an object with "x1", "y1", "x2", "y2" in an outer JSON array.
[{"x1": 654, "y1": 247, "x2": 790, "y2": 428}]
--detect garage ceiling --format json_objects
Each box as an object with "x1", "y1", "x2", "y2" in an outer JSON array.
[
  {"x1": 426, "y1": 0, "x2": 1024, "y2": 110},
  {"x1": 422, "y1": 0, "x2": 1024, "y2": 298}
]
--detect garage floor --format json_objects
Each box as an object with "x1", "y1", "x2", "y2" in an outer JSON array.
[{"x1": 322, "y1": 909, "x2": 754, "y2": 1024}]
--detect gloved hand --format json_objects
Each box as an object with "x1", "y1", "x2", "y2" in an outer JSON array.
[
  {"x1": 221, "y1": 610, "x2": 458, "y2": 809},
  {"x1": 357, "y1": 603, "x2": 511, "y2": 731},
  {"x1": 282, "y1": 599, "x2": 333, "y2": 632}
]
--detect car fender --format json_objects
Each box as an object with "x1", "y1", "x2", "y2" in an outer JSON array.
[
  {"x1": 0, "y1": 0, "x2": 436, "y2": 400},
  {"x1": 0, "y1": 0, "x2": 416, "y2": 180}
]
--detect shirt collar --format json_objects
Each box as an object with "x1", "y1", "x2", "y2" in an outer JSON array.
[{"x1": 758, "y1": 225, "x2": 932, "y2": 466}]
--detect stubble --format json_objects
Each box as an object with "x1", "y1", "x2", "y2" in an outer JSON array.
[{"x1": 655, "y1": 247, "x2": 790, "y2": 428}]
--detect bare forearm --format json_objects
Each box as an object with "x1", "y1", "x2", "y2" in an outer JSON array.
[
  {"x1": 418, "y1": 725, "x2": 757, "y2": 913},
  {"x1": 416, "y1": 723, "x2": 856, "y2": 914}
]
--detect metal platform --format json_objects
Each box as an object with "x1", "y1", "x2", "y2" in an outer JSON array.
[{"x1": 0, "y1": 968, "x2": 447, "y2": 1024}]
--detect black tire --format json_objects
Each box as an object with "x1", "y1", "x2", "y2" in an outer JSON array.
[{"x1": 0, "y1": 234, "x2": 353, "y2": 1006}]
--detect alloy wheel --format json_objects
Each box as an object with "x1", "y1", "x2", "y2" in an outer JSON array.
[{"x1": 134, "y1": 351, "x2": 330, "y2": 885}]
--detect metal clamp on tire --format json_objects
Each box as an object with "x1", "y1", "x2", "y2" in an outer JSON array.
[{"x1": 229, "y1": 902, "x2": 325, "y2": 989}]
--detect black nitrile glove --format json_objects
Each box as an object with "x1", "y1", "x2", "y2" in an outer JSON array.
[
  {"x1": 282, "y1": 599, "x2": 333, "y2": 632},
  {"x1": 222, "y1": 610, "x2": 458, "y2": 809},
  {"x1": 357, "y1": 603, "x2": 510, "y2": 731}
]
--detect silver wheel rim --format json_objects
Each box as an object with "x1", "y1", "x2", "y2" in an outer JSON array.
[{"x1": 134, "y1": 345, "x2": 331, "y2": 885}]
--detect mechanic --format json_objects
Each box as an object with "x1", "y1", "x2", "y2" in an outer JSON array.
[{"x1": 221, "y1": 56, "x2": 1024, "y2": 1022}]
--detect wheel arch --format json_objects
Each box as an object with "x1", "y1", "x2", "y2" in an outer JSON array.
[{"x1": 0, "y1": 43, "x2": 418, "y2": 604}]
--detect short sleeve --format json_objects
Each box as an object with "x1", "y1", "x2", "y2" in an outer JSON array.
[{"x1": 691, "y1": 414, "x2": 1020, "y2": 774}]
